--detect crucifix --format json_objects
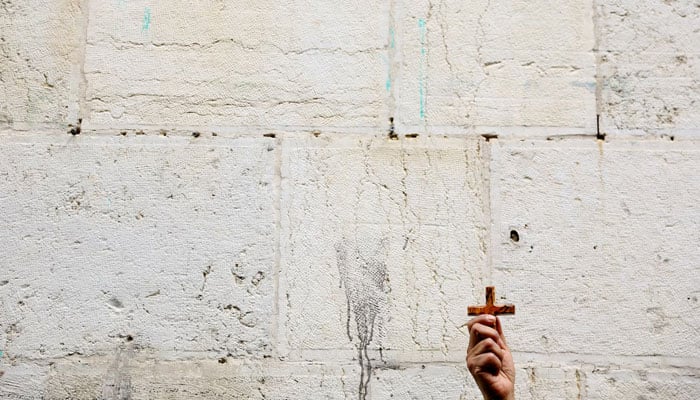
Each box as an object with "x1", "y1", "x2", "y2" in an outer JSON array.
[{"x1": 468, "y1": 286, "x2": 515, "y2": 316}]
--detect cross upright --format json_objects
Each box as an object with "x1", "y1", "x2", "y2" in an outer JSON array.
[{"x1": 468, "y1": 286, "x2": 515, "y2": 316}]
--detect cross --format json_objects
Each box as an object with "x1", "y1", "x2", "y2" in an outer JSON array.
[{"x1": 468, "y1": 286, "x2": 515, "y2": 316}]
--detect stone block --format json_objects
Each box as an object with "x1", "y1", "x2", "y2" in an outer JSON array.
[
  {"x1": 45, "y1": 356, "x2": 360, "y2": 399},
  {"x1": 391, "y1": 0, "x2": 596, "y2": 132},
  {"x1": 0, "y1": 0, "x2": 83, "y2": 127},
  {"x1": 491, "y1": 139, "x2": 700, "y2": 357},
  {"x1": 279, "y1": 136, "x2": 489, "y2": 363},
  {"x1": 0, "y1": 134, "x2": 276, "y2": 359},
  {"x1": 598, "y1": 0, "x2": 700, "y2": 134},
  {"x1": 372, "y1": 364, "x2": 480, "y2": 399},
  {"x1": 585, "y1": 367, "x2": 700, "y2": 400},
  {"x1": 84, "y1": 0, "x2": 389, "y2": 130},
  {"x1": 0, "y1": 362, "x2": 49, "y2": 399}
]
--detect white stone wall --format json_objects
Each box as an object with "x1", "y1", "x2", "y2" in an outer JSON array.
[{"x1": 1, "y1": 1, "x2": 698, "y2": 399}]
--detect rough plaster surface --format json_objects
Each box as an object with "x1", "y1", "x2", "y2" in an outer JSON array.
[
  {"x1": 0, "y1": 0, "x2": 84, "y2": 128},
  {"x1": 84, "y1": 0, "x2": 388, "y2": 130},
  {"x1": 43, "y1": 357, "x2": 362, "y2": 399},
  {"x1": 280, "y1": 137, "x2": 488, "y2": 354},
  {"x1": 0, "y1": 136, "x2": 276, "y2": 360},
  {"x1": 491, "y1": 140, "x2": 700, "y2": 358},
  {"x1": 1, "y1": 0, "x2": 699, "y2": 399},
  {"x1": 279, "y1": 137, "x2": 489, "y2": 397},
  {"x1": 393, "y1": 0, "x2": 597, "y2": 132},
  {"x1": 597, "y1": 0, "x2": 700, "y2": 136}
]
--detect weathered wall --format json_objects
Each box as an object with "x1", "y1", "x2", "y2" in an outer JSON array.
[{"x1": 1, "y1": 1, "x2": 698, "y2": 399}]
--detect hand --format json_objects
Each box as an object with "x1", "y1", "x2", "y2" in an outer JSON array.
[{"x1": 466, "y1": 315, "x2": 515, "y2": 400}]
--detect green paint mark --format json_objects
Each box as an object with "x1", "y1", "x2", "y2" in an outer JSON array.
[
  {"x1": 418, "y1": 19, "x2": 427, "y2": 120},
  {"x1": 142, "y1": 7, "x2": 152, "y2": 32}
]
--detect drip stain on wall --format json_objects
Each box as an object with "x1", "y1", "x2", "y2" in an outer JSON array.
[{"x1": 336, "y1": 239, "x2": 390, "y2": 400}]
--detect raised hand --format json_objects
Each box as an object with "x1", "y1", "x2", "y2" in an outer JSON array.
[{"x1": 466, "y1": 315, "x2": 515, "y2": 400}]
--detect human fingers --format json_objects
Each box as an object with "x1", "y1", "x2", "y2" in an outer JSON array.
[
  {"x1": 468, "y1": 337, "x2": 505, "y2": 361},
  {"x1": 495, "y1": 317, "x2": 508, "y2": 348},
  {"x1": 467, "y1": 314, "x2": 496, "y2": 330},
  {"x1": 467, "y1": 352, "x2": 503, "y2": 375},
  {"x1": 470, "y1": 321, "x2": 506, "y2": 350},
  {"x1": 467, "y1": 315, "x2": 496, "y2": 348}
]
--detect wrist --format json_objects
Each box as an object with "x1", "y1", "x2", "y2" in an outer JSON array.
[{"x1": 484, "y1": 393, "x2": 515, "y2": 400}]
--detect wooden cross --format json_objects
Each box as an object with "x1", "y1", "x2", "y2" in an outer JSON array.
[{"x1": 468, "y1": 286, "x2": 515, "y2": 316}]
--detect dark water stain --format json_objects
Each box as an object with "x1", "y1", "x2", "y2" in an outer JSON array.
[{"x1": 336, "y1": 239, "x2": 389, "y2": 400}]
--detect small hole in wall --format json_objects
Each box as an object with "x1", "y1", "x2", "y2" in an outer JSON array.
[
  {"x1": 510, "y1": 230, "x2": 520, "y2": 242},
  {"x1": 68, "y1": 118, "x2": 82, "y2": 136},
  {"x1": 126, "y1": 335, "x2": 134, "y2": 342},
  {"x1": 218, "y1": 357, "x2": 227, "y2": 364}
]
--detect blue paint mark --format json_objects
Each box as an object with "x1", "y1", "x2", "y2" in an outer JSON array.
[
  {"x1": 385, "y1": 28, "x2": 396, "y2": 93},
  {"x1": 0, "y1": 351, "x2": 3, "y2": 358},
  {"x1": 386, "y1": 31, "x2": 393, "y2": 92},
  {"x1": 142, "y1": 7, "x2": 152, "y2": 32},
  {"x1": 418, "y1": 19, "x2": 427, "y2": 120},
  {"x1": 571, "y1": 81, "x2": 596, "y2": 93}
]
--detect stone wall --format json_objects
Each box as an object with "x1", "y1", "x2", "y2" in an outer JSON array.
[{"x1": 1, "y1": 1, "x2": 698, "y2": 398}]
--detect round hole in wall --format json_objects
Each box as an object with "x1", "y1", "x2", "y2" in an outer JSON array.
[{"x1": 510, "y1": 230, "x2": 520, "y2": 242}]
